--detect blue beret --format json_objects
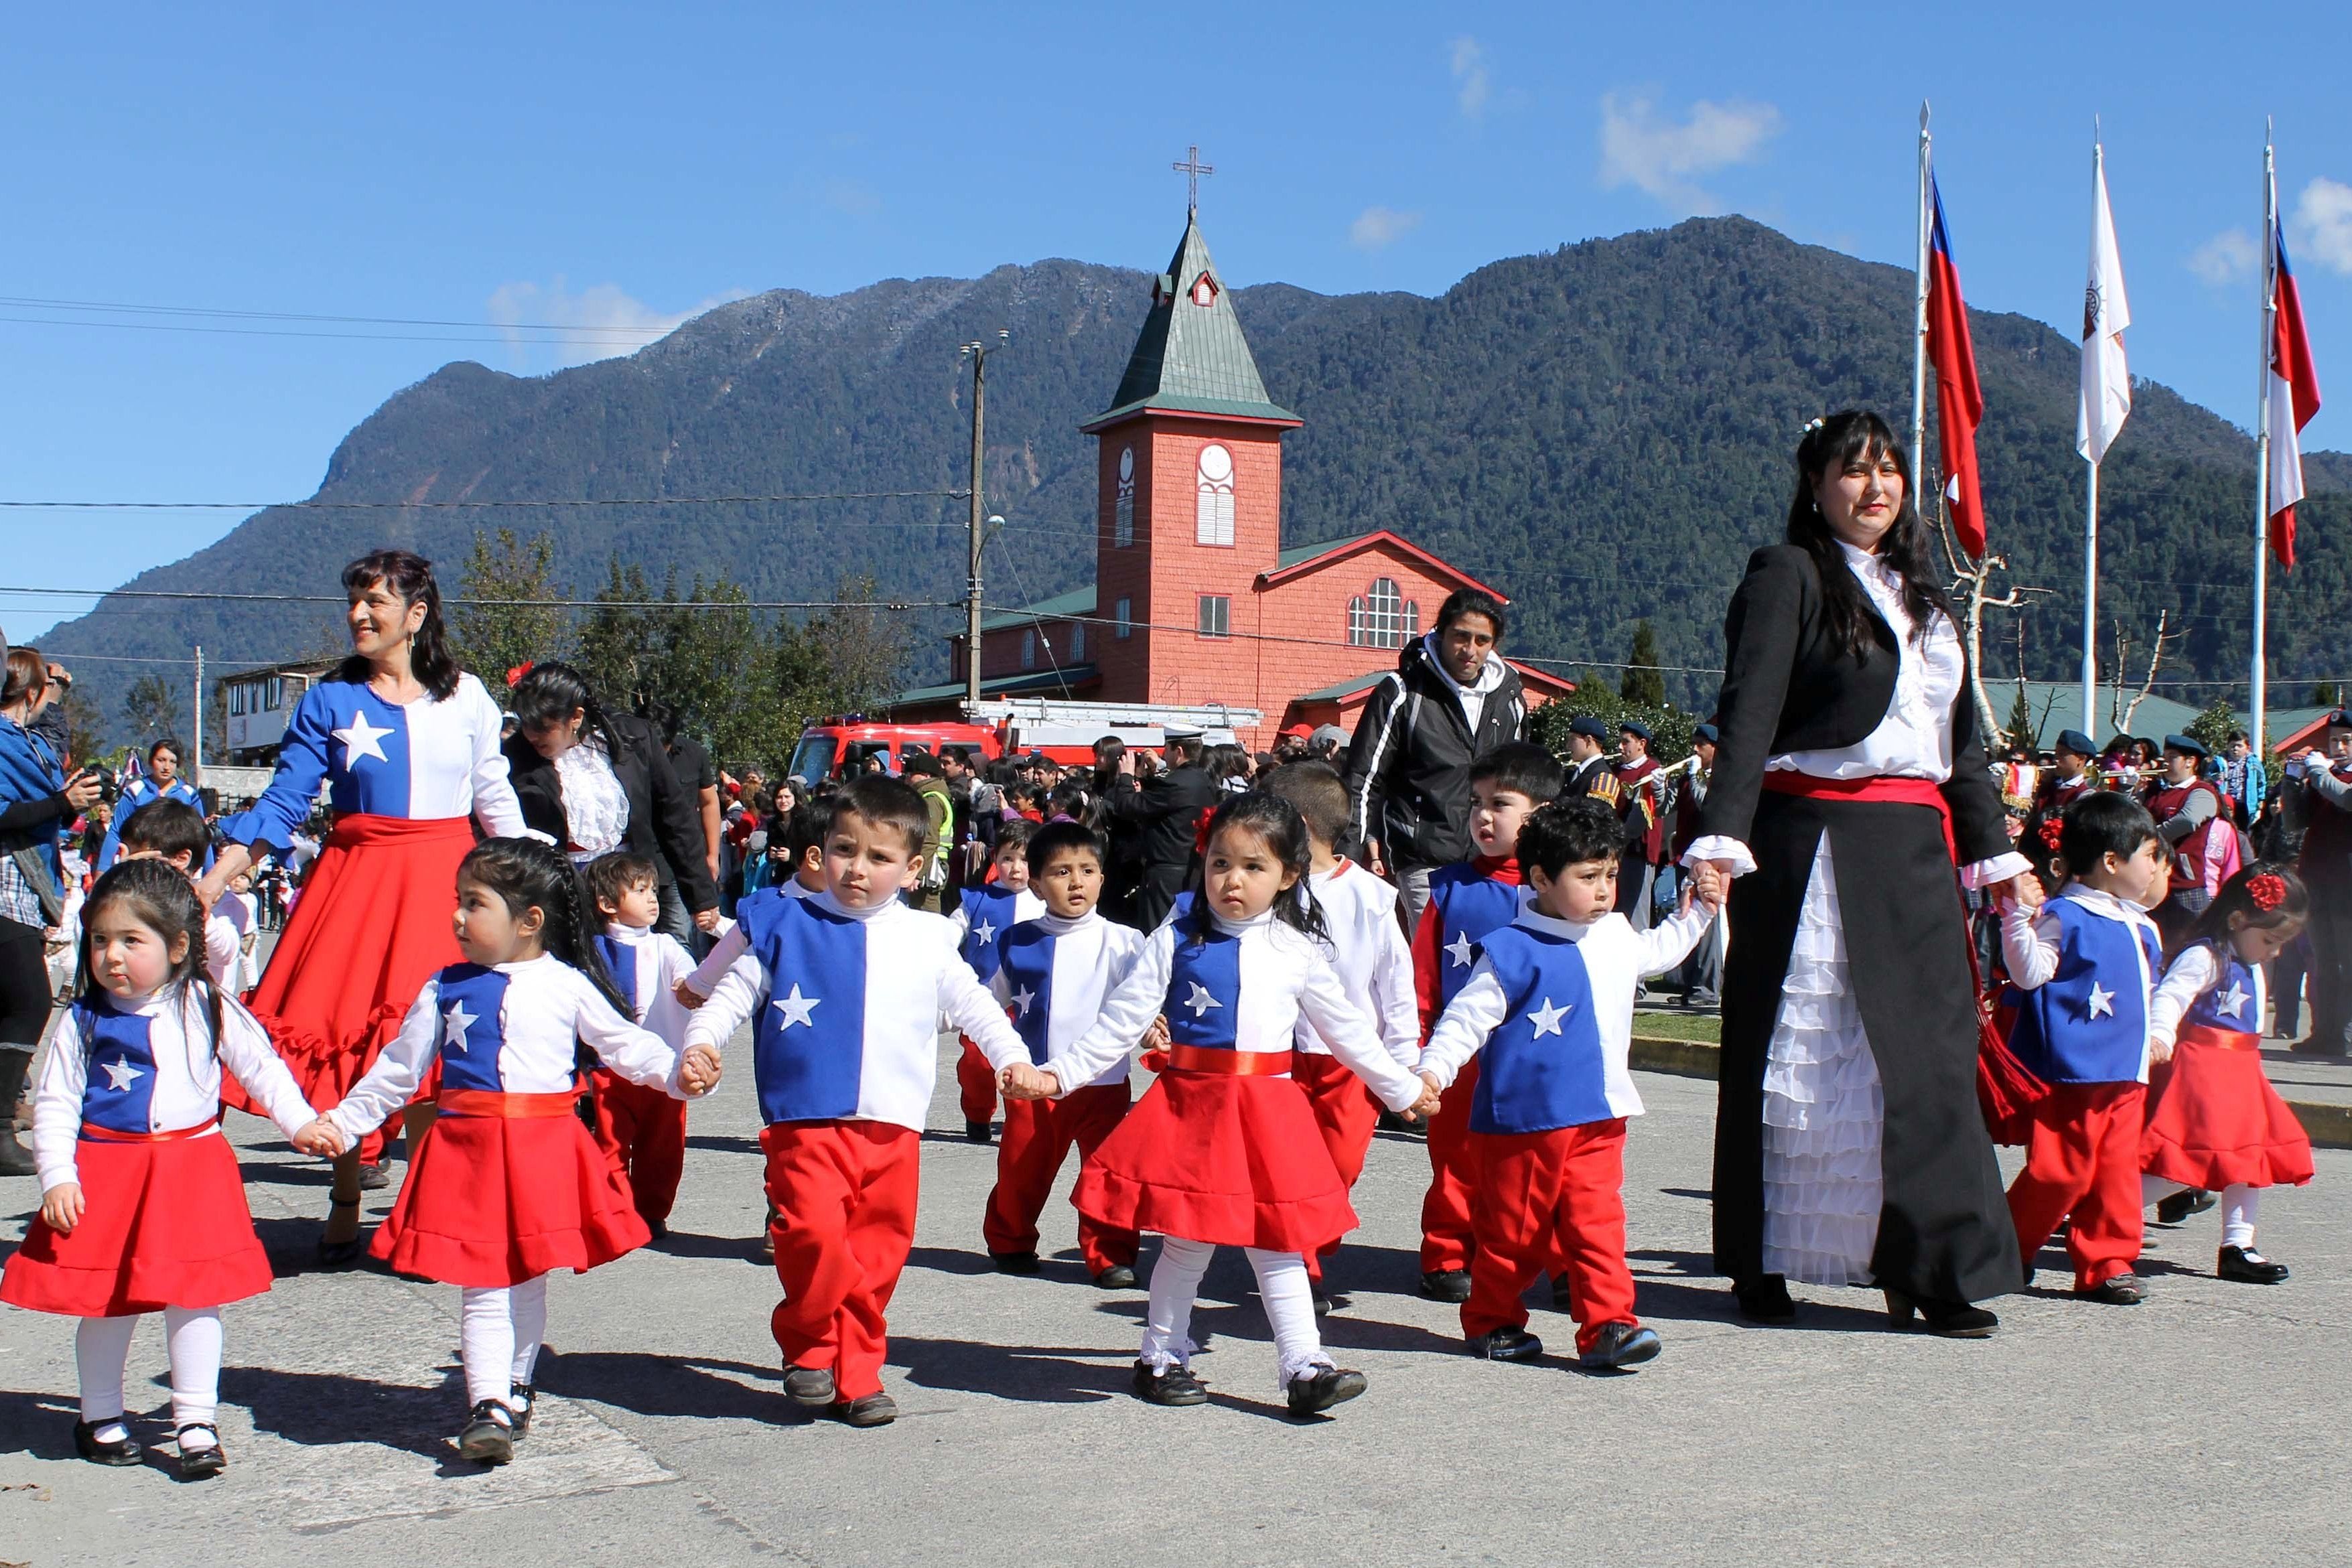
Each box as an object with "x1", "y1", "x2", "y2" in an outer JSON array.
[
  {"x1": 2055, "y1": 729, "x2": 2095, "y2": 756},
  {"x1": 2329, "y1": 709, "x2": 2352, "y2": 729},
  {"x1": 1570, "y1": 715, "x2": 1609, "y2": 739},
  {"x1": 1692, "y1": 722, "x2": 1720, "y2": 744},
  {"x1": 1618, "y1": 719, "x2": 1653, "y2": 741},
  {"x1": 2162, "y1": 733, "x2": 2209, "y2": 760}
]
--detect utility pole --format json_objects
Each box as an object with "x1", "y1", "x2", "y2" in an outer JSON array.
[
  {"x1": 961, "y1": 330, "x2": 1008, "y2": 708},
  {"x1": 192, "y1": 644, "x2": 204, "y2": 788}
]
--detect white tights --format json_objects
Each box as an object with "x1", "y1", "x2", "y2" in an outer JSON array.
[
  {"x1": 1140, "y1": 1236, "x2": 1330, "y2": 1390},
  {"x1": 460, "y1": 1276, "x2": 549, "y2": 1410},
  {"x1": 75, "y1": 1307, "x2": 222, "y2": 1445},
  {"x1": 2144, "y1": 1178, "x2": 2262, "y2": 1250}
]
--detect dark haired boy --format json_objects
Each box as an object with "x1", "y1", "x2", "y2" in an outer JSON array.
[
  {"x1": 684, "y1": 777, "x2": 1032, "y2": 1427},
  {"x1": 115, "y1": 800, "x2": 240, "y2": 991},
  {"x1": 584, "y1": 851, "x2": 699, "y2": 1236},
  {"x1": 1417, "y1": 796, "x2": 1722, "y2": 1370},
  {"x1": 951, "y1": 818, "x2": 1044, "y2": 1143},
  {"x1": 1409, "y1": 741, "x2": 1562, "y2": 1301}
]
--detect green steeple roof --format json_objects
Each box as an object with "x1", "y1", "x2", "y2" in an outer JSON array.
[{"x1": 1084, "y1": 212, "x2": 1300, "y2": 429}]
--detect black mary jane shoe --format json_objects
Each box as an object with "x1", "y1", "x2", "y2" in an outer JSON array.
[
  {"x1": 1092, "y1": 1264, "x2": 1139, "y2": 1291},
  {"x1": 2075, "y1": 1274, "x2": 2147, "y2": 1305},
  {"x1": 784, "y1": 1366, "x2": 838, "y2": 1408},
  {"x1": 1130, "y1": 1360, "x2": 1208, "y2": 1407},
  {"x1": 1285, "y1": 1366, "x2": 1368, "y2": 1418},
  {"x1": 1418, "y1": 1268, "x2": 1472, "y2": 1304},
  {"x1": 508, "y1": 1384, "x2": 535, "y2": 1439},
  {"x1": 964, "y1": 1119, "x2": 995, "y2": 1145},
  {"x1": 175, "y1": 1424, "x2": 227, "y2": 1480},
  {"x1": 1883, "y1": 1289, "x2": 1998, "y2": 1338},
  {"x1": 1309, "y1": 1281, "x2": 1333, "y2": 1317},
  {"x1": 2155, "y1": 1188, "x2": 2216, "y2": 1226},
  {"x1": 989, "y1": 1249, "x2": 1041, "y2": 1276},
  {"x1": 1732, "y1": 1275, "x2": 1797, "y2": 1324},
  {"x1": 458, "y1": 1400, "x2": 516, "y2": 1465},
  {"x1": 317, "y1": 1194, "x2": 368, "y2": 1269},
  {"x1": 2217, "y1": 1245, "x2": 2290, "y2": 1285},
  {"x1": 73, "y1": 1419, "x2": 141, "y2": 1466},
  {"x1": 1466, "y1": 1326, "x2": 1544, "y2": 1362},
  {"x1": 831, "y1": 1393, "x2": 898, "y2": 1428},
  {"x1": 1578, "y1": 1322, "x2": 1663, "y2": 1372}
]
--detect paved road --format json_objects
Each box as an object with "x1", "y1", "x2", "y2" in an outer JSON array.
[{"x1": 2, "y1": 1049, "x2": 2345, "y2": 1567}]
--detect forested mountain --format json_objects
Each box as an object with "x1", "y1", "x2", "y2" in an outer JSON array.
[{"x1": 39, "y1": 214, "x2": 2350, "y2": 729}]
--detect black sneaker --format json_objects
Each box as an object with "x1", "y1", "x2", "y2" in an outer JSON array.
[
  {"x1": 1284, "y1": 1366, "x2": 1368, "y2": 1417},
  {"x1": 1093, "y1": 1264, "x2": 1139, "y2": 1290},
  {"x1": 1419, "y1": 1268, "x2": 1472, "y2": 1303},
  {"x1": 357, "y1": 1161, "x2": 391, "y2": 1191},
  {"x1": 990, "y1": 1250, "x2": 1041, "y2": 1275},
  {"x1": 2076, "y1": 1274, "x2": 2147, "y2": 1305},
  {"x1": 72, "y1": 1418, "x2": 140, "y2": 1466},
  {"x1": 2155, "y1": 1188, "x2": 2216, "y2": 1225},
  {"x1": 509, "y1": 1383, "x2": 535, "y2": 1437},
  {"x1": 1467, "y1": 1326, "x2": 1543, "y2": 1362},
  {"x1": 965, "y1": 1119, "x2": 994, "y2": 1145},
  {"x1": 1549, "y1": 1275, "x2": 1574, "y2": 1313},
  {"x1": 644, "y1": 1218, "x2": 669, "y2": 1242},
  {"x1": 458, "y1": 1400, "x2": 515, "y2": 1465},
  {"x1": 2217, "y1": 1245, "x2": 2290, "y2": 1284},
  {"x1": 1579, "y1": 1322, "x2": 1663, "y2": 1371},
  {"x1": 832, "y1": 1393, "x2": 898, "y2": 1428},
  {"x1": 784, "y1": 1366, "x2": 837, "y2": 1407},
  {"x1": 1131, "y1": 1360, "x2": 1208, "y2": 1407},
  {"x1": 175, "y1": 1423, "x2": 227, "y2": 1480}
]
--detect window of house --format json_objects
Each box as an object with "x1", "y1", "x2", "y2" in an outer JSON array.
[
  {"x1": 1195, "y1": 443, "x2": 1235, "y2": 546},
  {"x1": 1347, "y1": 576, "x2": 1422, "y2": 649},
  {"x1": 1115, "y1": 597, "x2": 1133, "y2": 639},
  {"x1": 1114, "y1": 447, "x2": 1135, "y2": 547},
  {"x1": 1068, "y1": 622, "x2": 1085, "y2": 662},
  {"x1": 1198, "y1": 594, "x2": 1231, "y2": 638},
  {"x1": 1021, "y1": 630, "x2": 1036, "y2": 670}
]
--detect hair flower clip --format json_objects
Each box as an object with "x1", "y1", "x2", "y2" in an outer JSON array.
[
  {"x1": 2247, "y1": 872, "x2": 2286, "y2": 912},
  {"x1": 1801, "y1": 415, "x2": 1826, "y2": 436},
  {"x1": 505, "y1": 661, "x2": 535, "y2": 689},
  {"x1": 2038, "y1": 818, "x2": 2064, "y2": 851}
]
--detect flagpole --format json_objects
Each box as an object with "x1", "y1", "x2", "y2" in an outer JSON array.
[
  {"x1": 2081, "y1": 131, "x2": 2103, "y2": 735},
  {"x1": 2254, "y1": 125, "x2": 2276, "y2": 755},
  {"x1": 1911, "y1": 102, "x2": 1932, "y2": 487}
]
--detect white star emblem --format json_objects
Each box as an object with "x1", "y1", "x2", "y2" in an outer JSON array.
[
  {"x1": 2216, "y1": 980, "x2": 2250, "y2": 1021},
  {"x1": 1010, "y1": 985, "x2": 1036, "y2": 1018},
  {"x1": 772, "y1": 984, "x2": 821, "y2": 1029},
  {"x1": 441, "y1": 999, "x2": 476, "y2": 1054},
  {"x1": 1445, "y1": 932, "x2": 1474, "y2": 969},
  {"x1": 332, "y1": 710, "x2": 395, "y2": 768},
  {"x1": 1183, "y1": 983, "x2": 1223, "y2": 1019},
  {"x1": 972, "y1": 919, "x2": 996, "y2": 946},
  {"x1": 1529, "y1": 997, "x2": 1570, "y2": 1038},
  {"x1": 2087, "y1": 983, "x2": 2116, "y2": 1020},
  {"x1": 100, "y1": 1059, "x2": 143, "y2": 1092}
]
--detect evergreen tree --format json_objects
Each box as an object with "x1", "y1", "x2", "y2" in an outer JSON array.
[
  {"x1": 2006, "y1": 685, "x2": 2036, "y2": 753},
  {"x1": 2314, "y1": 681, "x2": 2341, "y2": 707},
  {"x1": 449, "y1": 529, "x2": 564, "y2": 689},
  {"x1": 121, "y1": 674, "x2": 178, "y2": 746},
  {"x1": 1619, "y1": 621, "x2": 1665, "y2": 707}
]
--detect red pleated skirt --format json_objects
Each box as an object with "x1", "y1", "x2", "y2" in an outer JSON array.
[
  {"x1": 1, "y1": 1132, "x2": 273, "y2": 1316},
  {"x1": 223, "y1": 813, "x2": 474, "y2": 1117},
  {"x1": 2142, "y1": 1039, "x2": 2314, "y2": 1191},
  {"x1": 370, "y1": 1109, "x2": 651, "y2": 1287},
  {"x1": 1073, "y1": 1070, "x2": 1355, "y2": 1253}
]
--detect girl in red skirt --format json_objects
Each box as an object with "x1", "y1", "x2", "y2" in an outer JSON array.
[
  {"x1": 1, "y1": 861, "x2": 324, "y2": 1479},
  {"x1": 1004, "y1": 793, "x2": 1440, "y2": 1417},
  {"x1": 291, "y1": 839, "x2": 721, "y2": 1465},
  {"x1": 2143, "y1": 863, "x2": 2314, "y2": 1284}
]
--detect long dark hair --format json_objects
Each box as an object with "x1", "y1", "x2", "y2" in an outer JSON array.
[
  {"x1": 1787, "y1": 411, "x2": 1955, "y2": 658},
  {"x1": 77, "y1": 859, "x2": 227, "y2": 1061},
  {"x1": 1182, "y1": 791, "x2": 1328, "y2": 946},
  {"x1": 456, "y1": 837, "x2": 630, "y2": 1017},
  {"x1": 2178, "y1": 861, "x2": 2310, "y2": 963},
  {"x1": 339, "y1": 549, "x2": 460, "y2": 701},
  {"x1": 510, "y1": 660, "x2": 622, "y2": 759}
]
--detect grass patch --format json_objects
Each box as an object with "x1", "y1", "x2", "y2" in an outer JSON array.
[{"x1": 1630, "y1": 1009, "x2": 1722, "y2": 1044}]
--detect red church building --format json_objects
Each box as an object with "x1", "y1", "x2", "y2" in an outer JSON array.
[{"x1": 898, "y1": 206, "x2": 1572, "y2": 747}]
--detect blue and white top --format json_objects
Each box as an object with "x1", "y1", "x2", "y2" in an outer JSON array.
[
  {"x1": 594, "y1": 922, "x2": 698, "y2": 1050},
  {"x1": 1298, "y1": 860, "x2": 1417, "y2": 1066},
  {"x1": 96, "y1": 776, "x2": 207, "y2": 873},
  {"x1": 953, "y1": 883, "x2": 1046, "y2": 984},
  {"x1": 993, "y1": 909, "x2": 1148, "y2": 1089},
  {"x1": 684, "y1": 890, "x2": 1029, "y2": 1133},
  {"x1": 2149, "y1": 940, "x2": 2267, "y2": 1054},
  {"x1": 1041, "y1": 909, "x2": 1426, "y2": 1114},
  {"x1": 31, "y1": 985, "x2": 317, "y2": 1192},
  {"x1": 1998, "y1": 885, "x2": 2162, "y2": 1084},
  {"x1": 217, "y1": 673, "x2": 523, "y2": 851},
  {"x1": 326, "y1": 954, "x2": 685, "y2": 1143},
  {"x1": 1419, "y1": 904, "x2": 1712, "y2": 1134},
  {"x1": 681, "y1": 879, "x2": 815, "y2": 998},
  {"x1": 1422, "y1": 862, "x2": 1534, "y2": 1017}
]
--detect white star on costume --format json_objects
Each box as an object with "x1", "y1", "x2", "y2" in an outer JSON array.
[
  {"x1": 1010, "y1": 985, "x2": 1036, "y2": 1018},
  {"x1": 773, "y1": 985, "x2": 822, "y2": 1029},
  {"x1": 1528, "y1": 998, "x2": 1570, "y2": 1038},
  {"x1": 1445, "y1": 932, "x2": 1474, "y2": 968},
  {"x1": 2216, "y1": 981, "x2": 2250, "y2": 1020},
  {"x1": 441, "y1": 1000, "x2": 476, "y2": 1054},
  {"x1": 332, "y1": 710, "x2": 395, "y2": 769},
  {"x1": 972, "y1": 919, "x2": 997, "y2": 946},
  {"x1": 2087, "y1": 983, "x2": 2116, "y2": 1020},
  {"x1": 1183, "y1": 983, "x2": 1223, "y2": 1019},
  {"x1": 100, "y1": 1059, "x2": 143, "y2": 1092}
]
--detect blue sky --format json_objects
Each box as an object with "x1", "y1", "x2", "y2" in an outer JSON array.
[{"x1": 5, "y1": 1, "x2": 2349, "y2": 646}]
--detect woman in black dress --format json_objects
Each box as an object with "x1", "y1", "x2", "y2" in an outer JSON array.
[{"x1": 1689, "y1": 411, "x2": 2032, "y2": 1336}]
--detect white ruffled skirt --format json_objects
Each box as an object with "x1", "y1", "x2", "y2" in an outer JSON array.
[{"x1": 1760, "y1": 835, "x2": 1884, "y2": 1285}]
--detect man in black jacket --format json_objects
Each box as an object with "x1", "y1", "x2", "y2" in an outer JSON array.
[
  {"x1": 1341, "y1": 589, "x2": 1528, "y2": 928},
  {"x1": 1103, "y1": 727, "x2": 1217, "y2": 930}
]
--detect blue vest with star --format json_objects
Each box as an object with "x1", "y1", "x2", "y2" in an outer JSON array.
[
  {"x1": 1466, "y1": 926, "x2": 1610, "y2": 1134},
  {"x1": 997, "y1": 923, "x2": 1058, "y2": 1064},
  {"x1": 958, "y1": 885, "x2": 1023, "y2": 982},
  {"x1": 75, "y1": 997, "x2": 161, "y2": 1133},
  {"x1": 310, "y1": 681, "x2": 415, "y2": 817},
  {"x1": 593, "y1": 935, "x2": 642, "y2": 1022},
  {"x1": 433, "y1": 965, "x2": 513, "y2": 1092},
  {"x1": 746, "y1": 896, "x2": 868, "y2": 1123},
  {"x1": 1428, "y1": 863, "x2": 1525, "y2": 1011},
  {"x1": 2001, "y1": 899, "x2": 2162, "y2": 1084},
  {"x1": 2183, "y1": 943, "x2": 2262, "y2": 1037},
  {"x1": 1166, "y1": 930, "x2": 1244, "y2": 1050}
]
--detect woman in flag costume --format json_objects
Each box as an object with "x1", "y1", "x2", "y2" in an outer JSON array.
[
  {"x1": 1688, "y1": 412, "x2": 2032, "y2": 1336},
  {"x1": 198, "y1": 550, "x2": 525, "y2": 1265}
]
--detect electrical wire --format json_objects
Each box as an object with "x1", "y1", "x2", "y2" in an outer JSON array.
[
  {"x1": 0, "y1": 585, "x2": 955, "y2": 612},
  {"x1": 0, "y1": 491, "x2": 969, "y2": 510}
]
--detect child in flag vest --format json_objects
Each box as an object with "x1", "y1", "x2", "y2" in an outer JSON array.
[
  {"x1": 1409, "y1": 741, "x2": 1555, "y2": 1303},
  {"x1": 1416, "y1": 797, "x2": 1720, "y2": 1370},
  {"x1": 981, "y1": 819, "x2": 1146, "y2": 1285},
  {"x1": 584, "y1": 851, "x2": 699, "y2": 1238},
  {"x1": 2142, "y1": 862, "x2": 2315, "y2": 1285},
  {"x1": 951, "y1": 819, "x2": 1044, "y2": 1143},
  {"x1": 683, "y1": 777, "x2": 1034, "y2": 1429},
  {"x1": 1996, "y1": 792, "x2": 2168, "y2": 1303},
  {"x1": 675, "y1": 798, "x2": 833, "y2": 1009}
]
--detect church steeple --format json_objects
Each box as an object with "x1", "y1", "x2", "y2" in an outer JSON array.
[{"x1": 1084, "y1": 211, "x2": 1298, "y2": 431}]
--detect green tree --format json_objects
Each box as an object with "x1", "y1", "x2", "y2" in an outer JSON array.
[
  {"x1": 121, "y1": 674, "x2": 179, "y2": 747},
  {"x1": 573, "y1": 557, "x2": 663, "y2": 712},
  {"x1": 2006, "y1": 684, "x2": 2037, "y2": 754},
  {"x1": 449, "y1": 529, "x2": 565, "y2": 689},
  {"x1": 2313, "y1": 681, "x2": 2341, "y2": 707},
  {"x1": 1619, "y1": 621, "x2": 1665, "y2": 707},
  {"x1": 756, "y1": 578, "x2": 912, "y2": 775},
  {"x1": 51, "y1": 682, "x2": 105, "y2": 768},
  {"x1": 2185, "y1": 697, "x2": 2239, "y2": 760},
  {"x1": 1528, "y1": 681, "x2": 1695, "y2": 767}
]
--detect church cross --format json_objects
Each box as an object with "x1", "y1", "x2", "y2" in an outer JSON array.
[{"x1": 1172, "y1": 145, "x2": 1215, "y2": 214}]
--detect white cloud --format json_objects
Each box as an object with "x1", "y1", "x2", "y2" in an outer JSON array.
[
  {"x1": 485, "y1": 278, "x2": 749, "y2": 371},
  {"x1": 2187, "y1": 228, "x2": 2258, "y2": 287},
  {"x1": 2290, "y1": 176, "x2": 2352, "y2": 275},
  {"x1": 1451, "y1": 36, "x2": 1489, "y2": 118},
  {"x1": 1349, "y1": 206, "x2": 1423, "y2": 251},
  {"x1": 1598, "y1": 90, "x2": 1783, "y2": 216}
]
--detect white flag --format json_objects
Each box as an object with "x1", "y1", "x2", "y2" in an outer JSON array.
[{"x1": 2078, "y1": 151, "x2": 2131, "y2": 464}]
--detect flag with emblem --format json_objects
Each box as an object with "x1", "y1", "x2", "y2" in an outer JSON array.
[
  {"x1": 2265, "y1": 202, "x2": 2323, "y2": 568},
  {"x1": 1925, "y1": 177, "x2": 1988, "y2": 555},
  {"x1": 2078, "y1": 150, "x2": 2131, "y2": 466}
]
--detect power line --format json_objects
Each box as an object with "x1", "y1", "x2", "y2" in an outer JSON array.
[
  {"x1": 0, "y1": 313, "x2": 665, "y2": 348},
  {"x1": 0, "y1": 293, "x2": 695, "y2": 335},
  {"x1": 0, "y1": 490, "x2": 969, "y2": 510},
  {"x1": 2, "y1": 585, "x2": 958, "y2": 612}
]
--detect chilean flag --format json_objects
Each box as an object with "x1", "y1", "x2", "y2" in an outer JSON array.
[
  {"x1": 1926, "y1": 178, "x2": 1988, "y2": 556},
  {"x1": 2268, "y1": 214, "x2": 2323, "y2": 569}
]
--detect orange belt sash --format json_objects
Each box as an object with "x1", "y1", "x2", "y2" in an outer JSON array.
[
  {"x1": 1164, "y1": 1043, "x2": 1294, "y2": 1076},
  {"x1": 80, "y1": 1116, "x2": 219, "y2": 1145},
  {"x1": 435, "y1": 1088, "x2": 580, "y2": 1118},
  {"x1": 2174, "y1": 1023, "x2": 2262, "y2": 1054}
]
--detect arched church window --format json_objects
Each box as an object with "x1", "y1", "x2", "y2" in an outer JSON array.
[
  {"x1": 1347, "y1": 577, "x2": 1420, "y2": 648},
  {"x1": 1195, "y1": 443, "x2": 1235, "y2": 547},
  {"x1": 1114, "y1": 446, "x2": 1135, "y2": 548}
]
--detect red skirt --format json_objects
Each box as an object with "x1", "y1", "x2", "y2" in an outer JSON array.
[
  {"x1": 0, "y1": 1131, "x2": 273, "y2": 1316},
  {"x1": 2142, "y1": 1035, "x2": 2314, "y2": 1191},
  {"x1": 370, "y1": 1100, "x2": 651, "y2": 1287},
  {"x1": 224, "y1": 814, "x2": 474, "y2": 1117},
  {"x1": 1073, "y1": 1069, "x2": 1355, "y2": 1253}
]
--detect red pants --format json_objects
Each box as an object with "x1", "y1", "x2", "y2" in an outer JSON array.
[
  {"x1": 763, "y1": 1120, "x2": 920, "y2": 1401},
  {"x1": 591, "y1": 1070, "x2": 687, "y2": 1225},
  {"x1": 956, "y1": 1039, "x2": 999, "y2": 1127},
  {"x1": 2005, "y1": 1081, "x2": 2145, "y2": 1291},
  {"x1": 1464, "y1": 1120, "x2": 1636, "y2": 1356},
  {"x1": 1419, "y1": 1057, "x2": 1482, "y2": 1271},
  {"x1": 981, "y1": 1082, "x2": 1137, "y2": 1273},
  {"x1": 1292, "y1": 1053, "x2": 1379, "y2": 1282}
]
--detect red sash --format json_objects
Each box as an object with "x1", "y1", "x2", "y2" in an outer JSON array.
[
  {"x1": 2176, "y1": 1023, "x2": 2261, "y2": 1054},
  {"x1": 1162, "y1": 1044, "x2": 1294, "y2": 1077},
  {"x1": 80, "y1": 1116, "x2": 220, "y2": 1145},
  {"x1": 436, "y1": 1088, "x2": 581, "y2": 1119}
]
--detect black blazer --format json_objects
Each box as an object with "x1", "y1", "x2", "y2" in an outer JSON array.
[
  {"x1": 504, "y1": 711, "x2": 719, "y2": 914},
  {"x1": 1697, "y1": 544, "x2": 2009, "y2": 864}
]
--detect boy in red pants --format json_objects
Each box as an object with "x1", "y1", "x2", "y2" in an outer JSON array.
[
  {"x1": 585, "y1": 852, "x2": 698, "y2": 1236},
  {"x1": 951, "y1": 821, "x2": 1043, "y2": 1143}
]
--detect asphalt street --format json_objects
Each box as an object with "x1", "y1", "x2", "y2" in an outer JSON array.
[{"x1": 1, "y1": 1047, "x2": 2345, "y2": 1567}]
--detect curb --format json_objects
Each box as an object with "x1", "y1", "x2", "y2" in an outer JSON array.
[{"x1": 1629, "y1": 1034, "x2": 2352, "y2": 1153}]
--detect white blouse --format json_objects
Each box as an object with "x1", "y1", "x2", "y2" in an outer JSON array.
[{"x1": 555, "y1": 735, "x2": 630, "y2": 863}]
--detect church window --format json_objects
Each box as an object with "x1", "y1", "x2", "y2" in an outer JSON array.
[
  {"x1": 1195, "y1": 443, "x2": 1235, "y2": 546},
  {"x1": 1190, "y1": 273, "x2": 1218, "y2": 307},
  {"x1": 1069, "y1": 622, "x2": 1086, "y2": 661},
  {"x1": 1021, "y1": 630, "x2": 1037, "y2": 670},
  {"x1": 1115, "y1": 597, "x2": 1133, "y2": 639},
  {"x1": 1197, "y1": 595, "x2": 1231, "y2": 638},
  {"x1": 1115, "y1": 447, "x2": 1135, "y2": 547},
  {"x1": 1348, "y1": 577, "x2": 1421, "y2": 649}
]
